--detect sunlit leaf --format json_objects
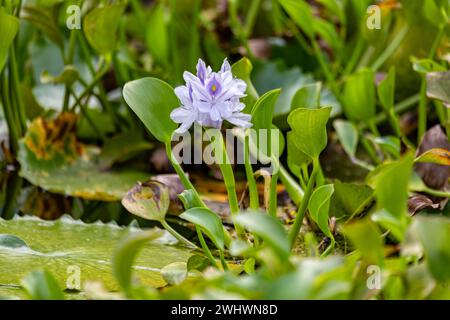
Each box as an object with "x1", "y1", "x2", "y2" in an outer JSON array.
[
  {"x1": 279, "y1": 0, "x2": 315, "y2": 38},
  {"x1": 123, "y1": 78, "x2": 178, "y2": 143},
  {"x1": 146, "y1": 4, "x2": 169, "y2": 65},
  {"x1": 291, "y1": 82, "x2": 321, "y2": 110},
  {"x1": 232, "y1": 58, "x2": 259, "y2": 112},
  {"x1": 415, "y1": 148, "x2": 450, "y2": 166},
  {"x1": 378, "y1": 67, "x2": 396, "y2": 112},
  {"x1": 308, "y1": 184, "x2": 334, "y2": 238},
  {"x1": 0, "y1": 8, "x2": 19, "y2": 73},
  {"x1": 333, "y1": 119, "x2": 358, "y2": 158},
  {"x1": 180, "y1": 208, "x2": 224, "y2": 250},
  {"x1": 342, "y1": 68, "x2": 376, "y2": 122},
  {"x1": 288, "y1": 107, "x2": 332, "y2": 159}
]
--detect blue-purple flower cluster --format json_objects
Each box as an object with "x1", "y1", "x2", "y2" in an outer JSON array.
[{"x1": 170, "y1": 59, "x2": 252, "y2": 134}]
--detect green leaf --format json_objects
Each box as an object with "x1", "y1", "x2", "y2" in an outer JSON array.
[
  {"x1": 412, "y1": 58, "x2": 446, "y2": 74},
  {"x1": 235, "y1": 211, "x2": 290, "y2": 259},
  {"x1": 287, "y1": 107, "x2": 332, "y2": 159},
  {"x1": 146, "y1": 4, "x2": 169, "y2": 65},
  {"x1": 113, "y1": 229, "x2": 165, "y2": 291},
  {"x1": 83, "y1": 4, "x2": 125, "y2": 54},
  {"x1": 287, "y1": 131, "x2": 311, "y2": 177},
  {"x1": 291, "y1": 82, "x2": 322, "y2": 110},
  {"x1": 251, "y1": 89, "x2": 281, "y2": 130},
  {"x1": 21, "y1": 270, "x2": 65, "y2": 300},
  {"x1": 330, "y1": 180, "x2": 373, "y2": 220},
  {"x1": 378, "y1": 67, "x2": 396, "y2": 112},
  {"x1": 231, "y1": 58, "x2": 259, "y2": 112},
  {"x1": 333, "y1": 119, "x2": 358, "y2": 158},
  {"x1": 308, "y1": 184, "x2": 335, "y2": 238},
  {"x1": 178, "y1": 189, "x2": 204, "y2": 210},
  {"x1": 161, "y1": 262, "x2": 188, "y2": 285},
  {"x1": 342, "y1": 68, "x2": 376, "y2": 122},
  {"x1": 279, "y1": 0, "x2": 315, "y2": 38},
  {"x1": 343, "y1": 220, "x2": 384, "y2": 266},
  {"x1": 367, "y1": 154, "x2": 414, "y2": 218},
  {"x1": 372, "y1": 210, "x2": 408, "y2": 242},
  {"x1": 180, "y1": 208, "x2": 225, "y2": 250},
  {"x1": 0, "y1": 216, "x2": 192, "y2": 296},
  {"x1": 187, "y1": 255, "x2": 210, "y2": 272},
  {"x1": 426, "y1": 71, "x2": 450, "y2": 104},
  {"x1": 0, "y1": 9, "x2": 19, "y2": 73},
  {"x1": 411, "y1": 217, "x2": 450, "y2": 282},
  {"x1": 123, "y1": 77, "x2": 178, "y2": 143},
  {"x1": 368, "y1": 136, "x2": 401, "y2": 159}
]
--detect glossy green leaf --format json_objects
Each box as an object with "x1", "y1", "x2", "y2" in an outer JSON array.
[
  {"x1": 146, "y1": 4, "x2": 169, "y2": 65},
  {"x1": 232, "y1": 58, "x2": 259, "y2": 112},
  {"x1": 0, "y1": 217, "x2": 193, "y2": 296},
  {"x1": 235, "y1": 211, "x2": 289, "y2": 259},
  {"x1": 21, "y1": 270, "x2": 64, "y2": 300},
  {"x1": 308, "y1": 184, "x2": 334, "y2": 238},
  {"x1": 83, "y1": 4, "x2": 125, "y2": 54},
  {"x1": 333, "y1": 119, "x2": 358, "y2": 158},
  {"x1": 123, "y1": 78, "x2": 179, "y2": 143},
  {"x1": 178, "y1": 189, "x2": 204, "y2": 210},
  {"x1": 287, "y1": 107, "x2": 332, "y2": 159},
  {"x1": 342, "y1": 68, "x2": 376, "y2": 121},
  {"x1": 367, "y1": 154, "x2": 414, "y2": 218},
  {"x1": 180, "y1": 208, "x2": 224, "y2": 250},
  {"x1": 343, "y1": 220, "x2": 384, "y2": 266},
  {"x1": 112, "y1": 230, "x2": 164, "y2": 291},
  {"x1": 251, "y1": 89, "x2": 281, "y2": 130},
  {"x1": 426, "y1": 71, "x2": 450, "y2": 103},
  {"x1": 0, "y1": 9, "x2": 19, "y2": 73}
]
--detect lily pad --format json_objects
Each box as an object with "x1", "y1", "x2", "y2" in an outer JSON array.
[
  {"x1": 18, "y1": 114, "x2": 150, "y2": 201},
  {"x1": 0, "y1": 216, "x2": 193, "y2": 298}
]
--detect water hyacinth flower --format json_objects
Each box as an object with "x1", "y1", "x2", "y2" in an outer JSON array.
[{"x1": 170, "y1": 58, "x2": 252, "y2": 134}]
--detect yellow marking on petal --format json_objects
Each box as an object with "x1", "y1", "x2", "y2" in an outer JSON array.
[{"x1": 212, "y1": 85, "x2": 217, "y2": 92}]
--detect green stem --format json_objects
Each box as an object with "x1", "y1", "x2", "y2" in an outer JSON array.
[
  {"x1": 371, "y1": 25, "x2": 409, "y2": 71},
  {"x1": 279, "y1": 164, "x2": 304, "y2": 206},
  {"x1": 161, "y1": 220, "x2": 197, "y2": 248},
  {"x1": 288, "y1": 160, "x2": 319, "y2": 250},
  {"x1": 244, "y1": 134, "x2": 259, "y2": 209},
  {"x1": 418, "y1": 77, "x2": 427, "y2": 141},
  {"x1": 9, "y1": 45, "x2": 26, "y2": 135},
  {"x1": 196, "y1": 227, "x2": 219, "y2": 268}
]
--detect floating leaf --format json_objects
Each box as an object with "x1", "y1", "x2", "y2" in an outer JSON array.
[
  {"x1": 0, "y1": 216, "x2": 193, "y2": 297},
  {"x1": 308, "y1": 184, "x2": 335, "y2": 238},
  {"x1": 180, "y1": 208, "x2": 225, "y2": 250},
  {"x1": 0, "y1": 8, "x2": 19, "y2": 73},
  {"x1": 123, "y1": 78, "x2": 178, "y2": 143},
  {"x1": 18, "y1": 115, "x2": 149, "y2": 201},
  {"x1": 83, "y1": 4, "x2": 125, "y2": 54},
  {"x1": 288, "y1": 107, "x2": 332, "y2": 159}
]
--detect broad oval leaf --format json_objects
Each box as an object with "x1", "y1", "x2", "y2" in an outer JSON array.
[
  {"x1": 308, "y1": 184, "x2": 334, "y2": 238},
  {"x1": 123, "y1": 77, "x2": 178, "y2": 143},
  {"x1": 287, "y1": 107, "x2": 332, "y2": 159},
  {"x1": 83, "y1": 4, "x2": 125, "y2": 54},
  {"x1": 235, "y1": 211, "x2": 289, "y2": 259},
  {"x1": 180, "y1": 208, "x2": 224, "y2": 250}
]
